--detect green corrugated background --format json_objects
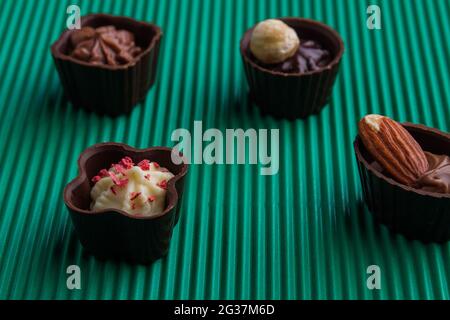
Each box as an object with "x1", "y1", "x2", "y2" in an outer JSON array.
[{"x1": 0, "y1": 0, "x2": 449, "y2": 300}]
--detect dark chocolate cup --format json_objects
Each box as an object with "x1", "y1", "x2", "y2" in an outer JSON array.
[
  {"x1": 354, "y1": 123, "x2": 450, "y2": 243},
  {"x1": 51, "y1": 14, "x2": 162, "y2": 116},
  {"x1": 240, "y1": 18, "x2": 344, "y2": 119},
  {"x1": 63, "y1": 143, "x2": 188, "y2": 264}
]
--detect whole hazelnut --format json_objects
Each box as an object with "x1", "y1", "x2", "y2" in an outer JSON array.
[{"x1": 249, "y1": 19, "x2": 300, "y2": 64}]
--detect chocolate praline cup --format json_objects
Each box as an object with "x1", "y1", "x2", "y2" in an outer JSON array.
[
  {"x1": 240, "y1": 17, "x2": 344, "y2": 119},
  {"x1": 354, "y1": 123, "x2": 450, "y2": 243},
  {"x1": 63, "y1": 143, "x2": 188, "y2": 264},
  {"x1": 51, "y1": 14, "x2": 162, "y2": 116}
]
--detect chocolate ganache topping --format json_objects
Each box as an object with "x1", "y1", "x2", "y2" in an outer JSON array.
[
  {"x1": 373, "y1": 152, "x2": 450, "y2": 194},
  {"x1": 251, "y1": 39, "x2": 331, "y2": 73},
  {"x1": 418, "y1": 152, "x2": 450, "y2": 194},
  {"x1": 70, "y1": 26, "x2": 142, "y2": 66}
]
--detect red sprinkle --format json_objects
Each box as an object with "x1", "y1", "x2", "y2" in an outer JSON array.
[
  {"x1": 108, "y1": 172, "x2": 128, "y2": 186},
  {"x1": 138, "y1": 159, "x2": 151, "y2": 170},
  {"x1": 152, "y1": 161, "x2": 160, "y2": 169},
  {"x1": 130, "y1": 192, "x2": 141, "y2": 201},
  {"x1": 110, "y1": 186, "x2": 116, "y2": 195},
  {"x1": 157, "y1": 180, "x2": 168, "y2": 189},
  {"x1": 131, "y1": 203, "x2": 136, "y2": 210},
  {"x1": 99, "y1": 169, "x2": 109, "y2": 177},
  {"x1": 148, "y1": 195, "x2": 156, "y2": 202},
  {"x1": 144, "y1": 174, "x2": 151, "y2": 180},
  {"x1": 112, "y1": 164, "x2": 126, "y2": 175},
  {"x1": 119, "y1": 156, "x2": 134, "y2": 169},
  {"x1": 92, "y1": 168, "x2": 110, "y2": 183}
]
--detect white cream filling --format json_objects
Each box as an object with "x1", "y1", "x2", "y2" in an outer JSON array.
[{"x1": 90, "y1": 163, "x2": 174, "y2": 216}]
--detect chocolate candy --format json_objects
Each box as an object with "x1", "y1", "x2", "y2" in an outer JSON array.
[
  {"x1": 354, "y1": 122, "x2": 450, "y2": 243},
  {"x1": 240, "y1": 17, "x2": 344, "y2": 119},
  {"x1": 63, "y1": 143, "x2": 188, "y2": 263},
  {"x1": 51, "y1": 14, "x2": 162, "y2": 115}
]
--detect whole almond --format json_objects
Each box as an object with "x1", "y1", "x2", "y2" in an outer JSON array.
[{"x1": 358, "y1": 114, "x2": 429, "y2": 186}]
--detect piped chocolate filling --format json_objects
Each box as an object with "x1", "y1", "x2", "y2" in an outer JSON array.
[{"x1": 69, "y1": 26, "x2": 142, "y2": 66}]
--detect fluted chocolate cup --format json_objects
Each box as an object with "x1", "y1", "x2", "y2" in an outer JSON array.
[
  {"x1": 63, "y1": 143, "x2": 188, "y2": 264},
  {"x1": 354, "y1": 123, "x2": 450, "y2": 243},
  {"x1": 51, "y1": 14, "x2": 162, "y2": 116},
  {"x1": 240, "y1": 18, "x2": 344, "y2": 119}
]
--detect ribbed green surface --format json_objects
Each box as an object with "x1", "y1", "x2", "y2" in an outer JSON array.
[{"x1": 0, "y1": 0, "x2": 449, "y2": 300}]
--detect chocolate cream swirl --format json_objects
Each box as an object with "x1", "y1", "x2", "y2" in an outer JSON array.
[{"x1": 70, "y1": 26, "x2": 142, "y2": 66}]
